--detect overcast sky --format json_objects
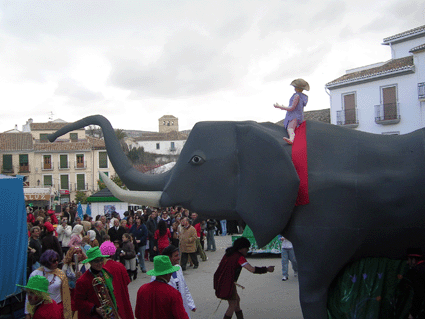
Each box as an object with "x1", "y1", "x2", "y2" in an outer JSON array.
[{"x1": 0, "y1": 1, "x2": 423, "y2": 132}]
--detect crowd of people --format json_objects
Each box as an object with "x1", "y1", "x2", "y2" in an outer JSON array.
[{"x1": 24, "y1": 203, "x2": 233, "y2": 318}]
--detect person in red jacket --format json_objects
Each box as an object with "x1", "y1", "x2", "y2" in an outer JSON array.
[
  {"x1": 75, "y1": 247, "x2": 134, "y2": 319},
  {"x1": 136, "y1": 255, "x2": 189, "y2": 319},
  {"x1": 17, "y1": 275, "x2": 62, "y2": 319},
  {"x1": 214, "y1": 237, "x2": 275, "y2": 319}
]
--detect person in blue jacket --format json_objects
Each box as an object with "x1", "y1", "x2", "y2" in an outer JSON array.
[{"x1": 130, "y1": 215, "x2": 148, "y2": 273}]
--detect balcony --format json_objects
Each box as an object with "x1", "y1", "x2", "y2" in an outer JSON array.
[
  {"x1": 336, "y1": 109, "x2": 359, "y2": 128},
  {"x1": 58, "y1": 163, "x2": 70, "y2": 170},
  {"x1": 19, "y1": 164, "x2": 30, "y2": 173},
  {"x1": 42, "y1": 162, "x2": 54, "y2": 171},
  {"x1": 374, "y1": 103, "x2": 401, "y2": 125},
  {"x1": 419, "y1": 82, "x2": 425, "y2": 101},
  {"x1": 1, "y1": 166, "x2": 14, "y2": 174},
  {"x1": 75, "y1": 161, "x2": 87, "y2": 169}
]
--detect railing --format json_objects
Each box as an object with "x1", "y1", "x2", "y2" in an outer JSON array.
[
  {"x1": 42, "y1": 162, "x2": 54, "y2": 171},
  {"x1": 1, "y1": 166, "x2": 14, "y2": 174},
  {"x1": 58, "y1": 163, "x2": 70, "y2": 170},
  {"x1": 75, "y1": 161, "x2": 87, "y2": 169},
  {"x1": 374, "y1": 103, "x2": 401, "y2": 124},
  {"x1": 19, "y1": 164, "x2": 30, "y2": 173},
  {"x1": 336, "y1": 109, "x2": 359, "y2": 127}
]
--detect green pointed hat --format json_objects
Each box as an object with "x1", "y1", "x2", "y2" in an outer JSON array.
[{"x1": 17, "y1": 275, "x2": 49, "y2": 293}]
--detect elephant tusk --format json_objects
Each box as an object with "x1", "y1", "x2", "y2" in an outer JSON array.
[{"x1": 99, "y1": 172, "x2": 162, "y2": 207}]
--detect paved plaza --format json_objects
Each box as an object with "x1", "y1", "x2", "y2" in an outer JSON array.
[{"x1": 127, "y1": 235, "x2": 303, "y2": 319}]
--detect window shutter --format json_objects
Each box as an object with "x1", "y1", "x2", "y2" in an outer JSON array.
[
  {"x1": 19, "y1": 154, "x2": 28, "y2": 164},
  {"x1": 44, "y1": 175, "x2": 52, "y2": 186},
  {"x1": 77, "y1": 174, "x2": 85, "y2": 190},
  {"x1": 60, "y1": 155, "x2": 68, "y2": 168},
  {"x1": 99, "y1": 152, "x2": 107, "y2": 168},
  {"x1": 3, "y1": 155, "x2": 12, "y2": 171},
  {"x1": 61, "y1": 175, "x2": 69, "y2": 189}
]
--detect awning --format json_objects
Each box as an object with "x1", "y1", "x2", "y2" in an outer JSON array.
[
  {"x1": 23, "y1": 187, "x2": 53, "y2": 201},
  {"x1": 24, "y1": 194, "x2": 51, "y2": 201}
]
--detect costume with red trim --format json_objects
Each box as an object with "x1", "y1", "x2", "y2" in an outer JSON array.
[
  {"x1": 32, "y1": 300, "x2": 62, "y2": 319},
  {"x1": 213, "y1": 251, "x2": 247, "y2": 300},
  {"x1": 75, "y1": 263, "x2": 134, "y2": 319},
  {"x1": 135, "y1": 280, "x2": 189, "y2": 319}
]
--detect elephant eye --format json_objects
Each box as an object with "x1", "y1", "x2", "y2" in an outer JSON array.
[{"x1": 189, "y1": 155, "x2": 205, "y2": 166}]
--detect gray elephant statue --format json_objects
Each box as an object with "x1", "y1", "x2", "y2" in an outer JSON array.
[{"x1": 48, "y1": 115, "x2": 425, "y2": 319}]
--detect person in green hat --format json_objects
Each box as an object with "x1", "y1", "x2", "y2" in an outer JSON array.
[
  {"x1": 74, "y1": 246, "x2": 134, "y2": 319},
  {"x1": 18, "y1": 275, "x2": 62, "y2": 319},
  {"x1": 135, "y1": 255, "x2": 189, "y2": 319}
]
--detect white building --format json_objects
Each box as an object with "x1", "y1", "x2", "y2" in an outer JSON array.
[
  {"x1": 326, "y1": 25, "x2": 425, "y2": 135},
  {"x1": 133, "y1": 115, "x2": 188, "y2": 156}
]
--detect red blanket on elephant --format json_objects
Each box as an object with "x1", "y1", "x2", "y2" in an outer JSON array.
[{"x1": 293, "y1": 121, "x2": 309, "y2": 205}]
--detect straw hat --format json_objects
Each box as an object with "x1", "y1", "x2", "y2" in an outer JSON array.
[
  {"x1": 17, "y1": 275, "x2": 49, "y2": 293},
  {"x1": 147, "y1": 255, "x2": 180, "y2": 276},
  {"x1": 290, "y1": 78, "x2": 310, "y2": 91}
]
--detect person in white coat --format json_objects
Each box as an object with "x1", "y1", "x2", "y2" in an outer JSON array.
[
  {"x1": 151, "y1": 245, "x2": 196, "y2": 317},
  {"x1": 56, "y1": 217, "x2": 72, "y2": 255}
]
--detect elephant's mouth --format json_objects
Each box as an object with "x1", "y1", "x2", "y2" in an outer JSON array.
[{"x1": 100, "y1": 172, "x2": 162, "y2": 207}]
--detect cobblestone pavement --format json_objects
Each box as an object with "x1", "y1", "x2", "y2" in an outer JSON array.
[{"x1": 127, "y1": 234, "x2": 303, "y2": 319}]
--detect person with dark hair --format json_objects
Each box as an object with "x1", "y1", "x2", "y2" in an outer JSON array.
[
  {"x1": 121, "y1": 233, "x2": 137, "y2": 280},
  {"x1": 151, "y1": 245, "x2": 196, "y2": 317},
  {"x1": 28, "y1": 226, "x2": 42, "y2": 271},
  {"x1": 147, "y1": 211, "x2": 158, "y2": 261},
  {"x1": 130, "y1": 215, "x2": 148, "y2": 273},
  {"x1": 154, "y1": 219, "x2": 171, "y2": 254},
  {"x1": 213, "y1": 237, "x2": 275, "y2": 319},
  {"x1": 41, "y1": 222, "x2": 63, "y2": 260},
  {"x1": 25, "y1": 250, "x2": 72, "y2": 319}
]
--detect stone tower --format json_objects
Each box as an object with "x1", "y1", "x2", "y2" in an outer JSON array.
[{"x1": 158, "y1": 115, "x2": 179, "y2": 133}]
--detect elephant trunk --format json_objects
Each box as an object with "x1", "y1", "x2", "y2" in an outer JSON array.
[{"x1": 47, "y1": 115, "x2": 171, "y2": 192}]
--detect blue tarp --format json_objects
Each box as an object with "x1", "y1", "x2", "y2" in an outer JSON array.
[{"x1": 0, "y1": 175, "x2": 27, "y2": 301}]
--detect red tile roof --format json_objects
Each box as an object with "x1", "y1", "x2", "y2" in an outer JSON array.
[
  {"x1": 30, "y1": 122, "x2": 84, "y2": 131},
  {"x1": 0, "y1": 133, "x2": 33, "y2": 151}
]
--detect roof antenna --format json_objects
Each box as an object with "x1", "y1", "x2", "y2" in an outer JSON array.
[{"x1": 48, "y1": 111, "x2": 54, "y2": 121}]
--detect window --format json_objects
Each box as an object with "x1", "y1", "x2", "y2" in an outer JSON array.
[
  {"x1": 43, "y1": 155, "x2": 52, "y2": 170},
  {"x1": 60, "y1": 154, "x2": 68, "y2": 169},
  {"x1": 19, "y1": 154, "x2": 29, "y2": 172},
  {"x1": 60, "y1": 175, "x2": 69, "y2": 190},
  {"x1": 43, "y1": 175, "x2": 53, "y2": 187},
  {"x1": 76, "y1": 154, "x2": 85, "y2": 168},
  {"x1": 99, "y1": 152, "x2": 108, "y2": 168},
  {"x1": 156, "y1": 143, "x2": 160, "y2": 150},
  {"x1": 2, "y1": 154, "x2": 13, "y2": 173},
  {"x1": 70, "y1": 133, "x2": 78, "y2": 141},
  {"x1": 382, "y1": 86, "x2": 398, "y2": 120},
  {"x1": 76, "y1": 174, "x2": 85, "y2": 190},
  {"x1": 40, "y1": 134, "x2": 48, "y2": 142},
  {"x1": 343, "y1": 93, "x2": 356, "y2": 125},
  {"x1": 375, "y1": 85, "x2": 400, "y2": 124}
]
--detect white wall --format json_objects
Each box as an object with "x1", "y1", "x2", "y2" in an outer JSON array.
[{"x1": 136, "y1": 140, "x2": 186, "y2": 155}]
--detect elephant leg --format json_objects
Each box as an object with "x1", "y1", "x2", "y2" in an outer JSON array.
[{"x1": 291, "y1": 231, "x2": 361, "y2": 319}]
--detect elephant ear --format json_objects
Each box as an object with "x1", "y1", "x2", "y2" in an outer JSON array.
[{"x1": 235, "y1": 122, "x2": 300, "y2": 247}]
